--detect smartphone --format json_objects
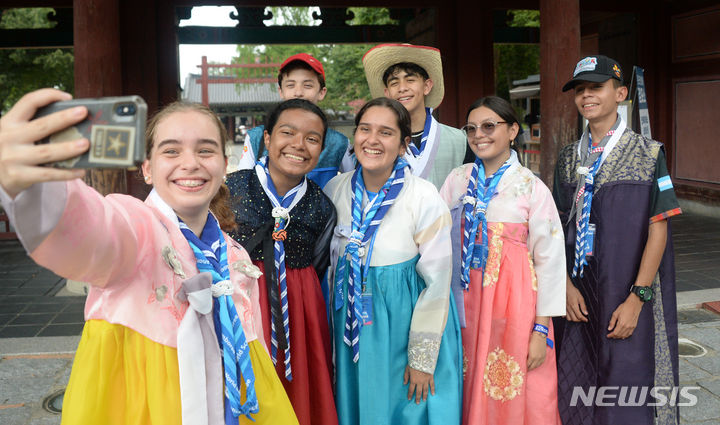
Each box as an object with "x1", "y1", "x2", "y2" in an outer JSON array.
[{"x1": 33, "y1": 96, "x2": 147, "y2": 169}]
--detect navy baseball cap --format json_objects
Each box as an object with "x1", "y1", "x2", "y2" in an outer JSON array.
[{"x1": 562, "y1": 55, "x2": 623, "y2": 92}]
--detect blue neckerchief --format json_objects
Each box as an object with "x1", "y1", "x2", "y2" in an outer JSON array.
[
  {"x1": 334, "y1": 158, "x2": 408, "y2": 362},
  {"x1": 179, "y1": 213, "x2": 259, "y2": 422},
  {"x1": 407, "y1": 108, "x2": 433, "y2": 157},
  {"x1": 572, "y1": 133, "x2": 604, "y2": 277},
  {"x1": 460, "y1": 156, "x2": 513, "y2": 290},
  {"x1": 256, "y1": 156, "x2": 306, "y2": 380}
]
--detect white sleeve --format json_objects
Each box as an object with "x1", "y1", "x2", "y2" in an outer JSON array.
[
  {"x1": 339, "y1": 146, "x2": 356, "y2": 173},
  {"x1": 527, "y1": 177, "x2": 566, "y2": 317},
  {"x1": 236, "y1": 132, "x2": 257, "y2": 170},
  {"x1": 408, "y1": 181, "x2": 453, "y2": 374},
  {"x1": 0, "y1": 181, "x2": 67, "y2": 253}
]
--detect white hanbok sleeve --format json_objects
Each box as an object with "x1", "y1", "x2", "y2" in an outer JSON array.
[
  {"x1": 236, "y1": 132, "x2": 257, "y2": 170},
  {"x1": 527, "y1": 177, "x2": 566, "y2": 317},
  {"x1": 408, "y1": 180, "x2": 453, "y2": 374}
]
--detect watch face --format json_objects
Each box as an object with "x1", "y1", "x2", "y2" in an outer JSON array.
[{"x1": 635, "y1": 286, "x2": 652, "y2": 301}]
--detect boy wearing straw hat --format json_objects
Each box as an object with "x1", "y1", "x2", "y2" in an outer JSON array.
[
  {"x1": 343, "y1": 43, "x2": 466, "y2": 189},
  {"x1": 237, "y1": 53, "x2": 350, "y2": 189}
]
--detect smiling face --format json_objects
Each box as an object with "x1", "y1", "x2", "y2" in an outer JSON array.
[
  {"x1": 574, "y1": 79, "x2": 627, "y2": 127},
  {"x1": 278, "y1": 68, "x2": 327, "y2": 104},
  {"x1": 141, "y1": 110, "x2": 227, "y2": 222},
  {"x1": 466, "y1": 106, "x2": 518, "y2": 172},
  {"x1": 354, "y1": 105, "x2": 407, "y2": 181},
  {"x1": 383, "y1": 70, "x2": 432, "y2": 116},
  {"x1": 264, "y1": 108, "x2": 324, "y2": 193}
]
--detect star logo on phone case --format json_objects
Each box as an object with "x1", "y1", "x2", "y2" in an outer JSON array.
[{"x1": 89, "y1": 125, "x2": 135, "y2": 165}]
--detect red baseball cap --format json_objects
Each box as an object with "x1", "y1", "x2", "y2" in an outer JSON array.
[{"x1": 280, "y1": 53, "x2": 325, "y2": 80}]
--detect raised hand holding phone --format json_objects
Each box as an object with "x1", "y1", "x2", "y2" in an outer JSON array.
[{"x1": 0, "y1": 89, "x2": 90, "y2": 199}]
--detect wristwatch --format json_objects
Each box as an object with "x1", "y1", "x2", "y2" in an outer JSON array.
[{"x1": 630, "y1": 285, "x2": 653, "y2": 302}]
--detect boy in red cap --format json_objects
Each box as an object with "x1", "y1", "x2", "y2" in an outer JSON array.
[
  {"x1": 237, "y1": 53, "x2": 350, "y2": 188},
  {"x1": 552, "y1": 55, "x2": 681, "y2": 425}
]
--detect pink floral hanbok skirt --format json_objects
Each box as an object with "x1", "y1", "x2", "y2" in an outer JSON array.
[{"x1": 461, "y1": 222, "x2": 560, "y2": 425}]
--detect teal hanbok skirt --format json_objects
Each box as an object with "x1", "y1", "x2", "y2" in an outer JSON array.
[{"x1": 333, "y1": 255, "x2": 463, "y2": 425}]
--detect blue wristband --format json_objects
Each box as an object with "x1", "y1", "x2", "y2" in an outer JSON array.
[{"x1": 533, "y1": 323, "x2": 549, "y2": 336}]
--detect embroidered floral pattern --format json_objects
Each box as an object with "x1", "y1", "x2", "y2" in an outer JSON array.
[
  {"x1": 549, "y1": 220, "x2": 562, "y2": 240},
  {"x1": 484, "y1": 347, "x2": 524, "y2": 402},
  {"x1": 161, "y1": 246, "x2": 186, "y2": 278},
  {"x1": 513, "y1": 171, "x2": 534, "y2": 197},
  {"x1": 155, "y1": 285, "x2": 168, "y2": 302},
  {"x1": 463, "y1": 352, "x2": 469, "y2": 379},
  {"x1": 408, "y1": 331, "x2": 442, "y2": 374},
  {"x1": 557, "y1": 130, "x2": 661, "y2": 190},
  {"x1": 161, "y1": 304, "x2": 183, "y2": 323},
  {"x1": 232, "y1": 259, "x2": 263, "y2": 279},
  {"x1": 483, "y1": 223, "x2": 504, "y2": 287},
  {"x1": 147, "y1": 283, "x2": 186, "y2": 324},
  {"x1": 527, "y1": 253, "x2": 538, "y2": 291}
]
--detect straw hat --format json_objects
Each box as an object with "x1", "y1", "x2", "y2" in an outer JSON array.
[{"x1": 362, "y1": 43, "x2": 445, "y2": 109}]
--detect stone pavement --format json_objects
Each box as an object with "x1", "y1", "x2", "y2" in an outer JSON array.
[
  {"x1": 676, "y1": 307, "x2": 720, "y2": 424},
  {"x1": 1, "y1": 297, "x2": 719, "y2": 424},
  {"x1": 1, "y1": 211, "x2": 720, "y2": 423},
  {"x1": 0, "y1": 241, "x2": 85, "y2": 339}
]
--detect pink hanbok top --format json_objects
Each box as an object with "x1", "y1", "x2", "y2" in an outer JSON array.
[{"x1": 1, "y1": 179, "x2": 265, "y2": 348}]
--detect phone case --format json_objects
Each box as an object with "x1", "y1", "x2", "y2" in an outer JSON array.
[{"x1": 33, "y1": 96, "x2": 147, "y2": 169}]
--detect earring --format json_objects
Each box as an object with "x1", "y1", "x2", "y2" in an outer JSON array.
[
  {"x1": 223, "y1": 175, "x2": 227, "y2": 183},
  {"x1": 144, "y1": 175, "x2": 150, "y2": 183}
]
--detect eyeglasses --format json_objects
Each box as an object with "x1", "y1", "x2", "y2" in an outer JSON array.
[{"x1": 461, "y1": 121, "x2": 507, "y2": 137}]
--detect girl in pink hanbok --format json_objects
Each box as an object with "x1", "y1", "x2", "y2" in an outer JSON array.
[{"x1": 439, "y1": 96, "x2": 566, "y2": 425}]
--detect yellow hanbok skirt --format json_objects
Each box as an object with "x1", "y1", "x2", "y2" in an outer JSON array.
[{"x1": 61, "y1": 319, "x2": 298, "y2": 425}]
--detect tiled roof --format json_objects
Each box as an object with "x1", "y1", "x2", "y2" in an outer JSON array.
[{"x1": 182, "y1": 74, "x2": 281, "y2": 105}]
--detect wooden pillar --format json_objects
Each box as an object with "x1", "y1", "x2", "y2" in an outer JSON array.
[
  {"x1": 157, "y1": 0, "x2": 181, "y2": 107},
  {"x1": 455, "y1": 2, "x2": 495, "y2": 122},
  {"x1": 437, "y1": 0, "x2": 494, "y2": 127},
  {"x1": 73, "y1": 0, "x2": 126, "y2": 195},
  {"x1": 200, "y1": 56, "x2": 210, "y2": 106},
  {"x1": 539, "y1": 0, "x2": 580, "y2": 186}
]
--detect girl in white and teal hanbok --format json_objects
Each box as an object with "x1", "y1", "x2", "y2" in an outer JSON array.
[{"x1": 324, "y1": 97, "x2": 462, "y2": 425}]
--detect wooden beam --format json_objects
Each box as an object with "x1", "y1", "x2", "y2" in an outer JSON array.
[
  {"x1": 0, "y1": 28, "x2": 72, "y2": 49},
  {"x1": 178, "y1": 24, "x2": 405, "y2": 45}
]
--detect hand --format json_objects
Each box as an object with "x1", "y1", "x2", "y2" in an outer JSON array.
[
  {"x1": 527, "y1": 332, "x2": 547, "y2": 371},
  {"x1": 404, "y1": 365, "x2": 435, "y2": 404},
  {"x1": 607, "y1": 294, "x2": 643, "y2": 339},
  {"x1": 0, "y1": 88, "x2": 89, "y2": 199},
  {"x1": 565, "y1": 278, "x2": 588, "y2": 322}
]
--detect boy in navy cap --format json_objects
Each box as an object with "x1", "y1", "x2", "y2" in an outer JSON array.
[
  {"x1": 237, "y1": 53, "x2": 350, "y2": 188},
  {"x1": 553, "y1": 55, "x2": 681, "y2": 425}
]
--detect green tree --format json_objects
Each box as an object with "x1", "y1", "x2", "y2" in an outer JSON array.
[
  {"x1": 0, "y1": 8, "x2": 74, "y2": 113},
  {"x1": 232, "y1": 7, "x2": 396, "y2": 118},
  {"x1": 494, "y1": 10, "x2": 540, "y2": 109}
]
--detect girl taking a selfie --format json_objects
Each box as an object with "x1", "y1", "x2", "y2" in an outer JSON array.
[{"x1": 0, "y1": 89, "x2": 297, "y2": 425}]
